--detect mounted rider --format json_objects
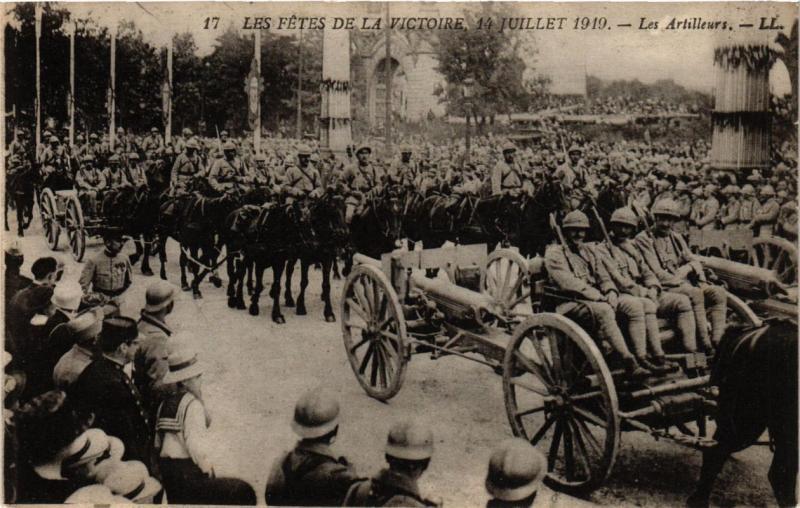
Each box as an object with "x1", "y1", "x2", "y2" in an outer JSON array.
[
  {"x1": 544, "y1": 210, "x2": 651, "y2": 378},
  {"x1": 127, "y1": 152, "x2": 149, "y2": 190},
  {"x1": 284, "y1": 144, "x2": 323, "y2": 202},
  {"x1": 103, "y1": 154, "x2": 132, "y2": 189},
  {"x1": 207, "y1": 141, "x2": 251, "y2": 195},
  {"x1": 75, "y1": 154, "x2": 107, "y2": 214},
  {"x1": 632, "y1": 199, "x2": 726, "y2": 352},
  {"x1": 170, "y1": 138, "x2": 205, "y2": 196},
  {"x1": 40, "y1": 135, "x2": 72, "y2": 188},
  {"x1": 555, "y1": 144, "x2": 593, "y2": 207},
  {"x1": 389, "y1": 145, "x2": 422, "y2": 188},
  {"x1": 490, "y1": 142, "x2": 523, "y2": 197},
  {"x1": 141, "y1": 127, "x2": 164, "y2": 154},
  {"x1": 341, "y1": 144, "x2": 385, "y2": 223}
]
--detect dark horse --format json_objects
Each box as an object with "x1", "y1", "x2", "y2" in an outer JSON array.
[
  {"x1": 688, "y1": 318, "x2": 797, "y2": 507},
  {"x1": 4, "y1": 159, "x2": 36, "y2": 236},
  {"x1": 224, "y1": 200, "x2": 308, "y2": 324},
  {"x1": 408, "y1": 178, "x2": 568, "y2": 258},
  {"x1": 102, "y1": 185, "x2": 159, "y2": 277},
  {"x1": 283, "y1": 191, "x2": 349, "y2": 321},
  {"x1": 158, "y1": 191, "x2": 242, "y2": 297},
  {"x1": 345, "y1": 185, "x2": 408, "y2": 270}
]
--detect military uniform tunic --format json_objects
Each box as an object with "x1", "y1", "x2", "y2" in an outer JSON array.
[
  {"x1": 79, "y1": 249, "x2": 132, "y2": 307},
  {"x1": 490, "y1": 160, "x2": 523, "y2": 195},
  {"x1": 171, "y1": 153, "x2": 205, "y2": 194},
  {"x1": 207, "y1": 157, "x2": 246, "y2": 193}
]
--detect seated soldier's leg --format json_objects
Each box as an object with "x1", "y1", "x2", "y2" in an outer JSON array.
[
  {"x1": 672, "y1": 284, "x2": 713, "y2": 351},
  {"x1": 616, "y1": 294, "x2": 648, "y2": 360},
  {"x1": 701, "y1": 283, "x2": 727, "y2": 345},
  {"x1": 657, "y1": 291, "x2": 697, "y2": 352},
  {"x1": 639, "y1": 297, "x2": 665, "y2": 357}
]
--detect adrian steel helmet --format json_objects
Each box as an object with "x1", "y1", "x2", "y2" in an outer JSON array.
[
  {"x1": 610, "y1": 207, "x2": 639, "y2": 228},
  {"x1": 561, "y1": 210, "x2": 590, "y2": 229}
]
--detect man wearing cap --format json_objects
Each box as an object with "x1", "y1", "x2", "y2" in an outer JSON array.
[
  {"x1": 284, "y1": 144, "x2": 323, "y2": 199},
  {"x1": 634, "y1": 200, "x2": 725, "y2": 351},
  {"x1": 694, "y1": 185, "x2": 719, "y2": 231},
  {"x1": 79, "y1": 228, "x2": 132, "y2": 314},
  {"x1": 484, "y1": 438, "x2": 546, "y2": 508},
  {"x1": 207, "y1": 141, "x2": 248, "y2": 194},
  {"x1": 719, "y1": 186, "x2": 741, "y2": 230},
  {"x1": 265, "y1": 390, "x2": 360, "y2": 506},
  {"x1": 53, "y1": 308, "x2": 103, "y2": 389},
  {"x1": 155, "y1": 335, "x2": 256, "y2": 504},
  {"x1": 135, "y1": 281, "x2": 177, "y2": 414},
  {"x1": 344, "y1": 421, "x2": 438, "y2": 507},
  {"x1": 142, "y1": 127, "x2": 164, "y2": 154},
  {"x1": 544, "y1": 211, "x2": 650, "y2": 378},
  {"x1": 76, "y1": 154, "x2": 107, "y2": 214},
  {"x1": 750, "y1": 185, "x2": 780, "y2": 237},
  {"x1": 171, "y1": 138, "x2": 205, "y2": 196},
  {"x1": 71, "y1": 316, "x2": 151, "y2": 465}
]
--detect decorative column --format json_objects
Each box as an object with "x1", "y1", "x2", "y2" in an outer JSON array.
[
  {"x1": 320, "y1": 27, "x2": 352, "y2": 158},
  {"x1": 710, "y1": 37, "x2": 775, "y2": 173}
]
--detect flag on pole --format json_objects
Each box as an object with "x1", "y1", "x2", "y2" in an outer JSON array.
[{"x1": 244, "y1": 56, "x2": 263, "y2": 131}]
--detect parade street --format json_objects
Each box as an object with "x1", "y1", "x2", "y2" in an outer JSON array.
[{"x1": 6, "y1": 212, "x2": 776, "y2": 507}]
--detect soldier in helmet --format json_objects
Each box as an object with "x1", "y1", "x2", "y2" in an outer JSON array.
[
  {"x1": 629, "y1": 179, "x2": 651, "y2": 212},
  {"x1": 141, "y1": 127, "x2": 164, "y2": 154},
  {"x1": 344, "y1": 421, "x2": 438, "y2": 507},
  {"x1": 40, "y1": 136, "x2": 71, "y2": 188},
  {"x1": 737, "y1": 184, "x2": 758, "y2": 227},
  {"x1": 341, "y1": 145, "x2": 385, "y2": 222},
  {"x1": 694, "y1": 184, "x2": 719, "y2": 231},
  {"x1": 719, "y1": 185, "x2": 741, "y2": 230},
  {"x1": 126, "y1": 152, "x2": 149, "y2": 190},
  {"x1": 777, "y1": 190, "x2": 798, "y2": 240},
  {"x1": 75, "y1": 154, "x2": 107, "y2": 214},
  {"x1": 633, "y1": 200, "x2": 725, "y2": 351},
  {"x1": 484, "y1": 438, "x2": 546, "y2": 508},
  {"x1": 265, "y1": 390, "x2": 360, "y2": 506},
  {"x1": 170, "y1": 138, "x2": 204, "y2": 196},
  {"x1": 688, "y1": 185, "x2": 705, "y2": 229},
  {"x1": 490, "y1": 142, "x2": 523, "y2": 196},
  {"x1": 207, "y1": 141, "x2": 249, "y2": 195},
  {"x1": 544, "y1": 210, "x2": 651, "y2": 378},
  {"x1": 284, "y1": 144, "x2": 322, "y2": 200},
  {"x1": 601, "y1": 207, "x2": 699, "y2": 356},
  {"x1": 673, "y1": 181, "x2": 692, "y2": 234},
  {"x1": 103, "y1": 154, "x2": 132, "y2": 189},
  {"x1": 390, "y1": 145, "x2": 421, "y2": 187},
  {"x1": 750, "y1": 185, "x2": 780, "y2": 237}
]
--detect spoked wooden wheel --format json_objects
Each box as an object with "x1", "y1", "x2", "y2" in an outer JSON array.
[
  {"x1": 65, "y1": 196, "x2": 86, "y2": 262},
  {"x1": 747, "y1": 237, "x2": 798, "y2": 287},
  {"x1": 39, "y1": 188, "x2": 60, "y2": 250},
  {"x1": 341, "y1": 264, "x2": 408, "y2": 401},
  {"x1": 503, "y1": 313, "x2": 620, "y2": 493},
  {"x1": 481, "y1": 248, "x2": 532, "y2": 318}
]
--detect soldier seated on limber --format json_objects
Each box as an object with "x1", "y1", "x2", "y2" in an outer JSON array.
[
  {"x1": 543, "y1": 211, "x2": 651, "y2": 378},
  {"x1": 75, "y1": 154, "x2": 107, "y2": 215},
  {"x1": 344, "y1": 421, "x2": 439, "y2": 507},
  {"x1": 633, "y1": 199, "x2": 726, "y2": 353},
  {"x1": 595, "y1": 207, "x2": 697, "y2": 362}
]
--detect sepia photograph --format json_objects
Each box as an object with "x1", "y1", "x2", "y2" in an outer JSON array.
[{"x1": 1, "y1": 1, "x2": 798, "y2": 506}]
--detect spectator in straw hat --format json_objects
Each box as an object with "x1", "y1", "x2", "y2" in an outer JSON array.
[
  {"x1": 155, "y1": 334, "x2": 255, "y2": 504},
  {"x1": 102, "y1": 460, "x2": 163, "y2": 503},
  {"x1": 70, "y1": 316, "x2": 151, "y2": 466},
  {"x1": 266, "y1": 389, "x2": 360, "y2": 506},
  {"x1": 53, "y1": 309, "x2": 103, "y2": 389},
  {"x1": 135, "y1": 280, "x2": 178, "y2": 415},
  {"x1": 344, "y1": 420, "x2": 438, "y2": 507}
]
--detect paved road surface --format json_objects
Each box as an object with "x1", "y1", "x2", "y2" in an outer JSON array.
[{"x1": 3, "y1": 210, "x2": 776, "y2": 507}]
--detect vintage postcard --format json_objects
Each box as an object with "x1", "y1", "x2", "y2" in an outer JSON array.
[{"x1": 2, "y1": 2, "x2": 797, "y2": 506}]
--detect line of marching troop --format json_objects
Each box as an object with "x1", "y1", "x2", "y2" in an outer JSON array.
[{"x1": 3, "y1": 247, "x2": 554, "y2": 507}]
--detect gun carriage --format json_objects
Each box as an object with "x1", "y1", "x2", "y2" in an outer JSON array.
[
  {"x1": 341, "y1": 243, "x2": 762, "y2": 493},
  {"x1": 38, "y1": 186, "x2": 98, "y2": 262}
]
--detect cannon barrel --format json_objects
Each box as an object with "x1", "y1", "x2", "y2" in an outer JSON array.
[
  {"x1": 697, "y1": 255, "x2": 785, "y2": 297},
  {"x1": 410, "y1": 271, "x2": 499, "y2": 324}
]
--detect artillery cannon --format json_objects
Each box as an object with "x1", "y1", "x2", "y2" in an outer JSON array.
[{"x1": 342, "y1": 244, "x2": 763, "y2": 493}]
